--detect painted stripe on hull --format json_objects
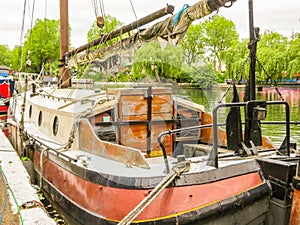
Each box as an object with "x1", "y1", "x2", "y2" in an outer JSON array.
[{"x1": 34, "y1": 151, "x2": 264, "y2": 222}]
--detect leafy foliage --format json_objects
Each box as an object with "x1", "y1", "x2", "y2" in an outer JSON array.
[
  {"x1": 0, "y1": 45, "x2": 13, "y2": 67},
  {"x1": 87, "y1": 15, "x2": 123, "y2": 44},
  {"x1": 189, "y1": 66, "x2": 217, "y2": 89},
  {"x1": 256, "y1": 31, "x2": 289, "y2": 82},
  {"x1": 180, "y1": 24, "x2": 205, "y2": 66},
  {"x1": 131, "y1": 42, "x2": 217, "y2": 88},
  {"x1": 287, "y1": 34, "x2": 300, "y2": 76},
  {"x1": 199, "y1": 15, "x2": 239, "y2": 71},
  {"x1": 222, "y1": 39, "x2": 249, "y2": 82},
  {"x1": 0, "y1": 12, "x2": 299, "y2": 85},
  {"x1": 22, "y1": 19, "x2": 61, "y2": 74},
  {"x1": 132, "y1": 42, "x2": 185, "y2": 82}
]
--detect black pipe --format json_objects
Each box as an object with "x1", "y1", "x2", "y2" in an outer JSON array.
[
  {"x1": 209, "y1": 102, "x2": 246, "y2": 168},
  {"x1": 147, "y1": 87, "x2": 152, "y2": 155}
]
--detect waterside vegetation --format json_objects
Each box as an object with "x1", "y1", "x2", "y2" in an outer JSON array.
[{"x1": 1, "y1": 15, "x2": 300, "y2": 88}]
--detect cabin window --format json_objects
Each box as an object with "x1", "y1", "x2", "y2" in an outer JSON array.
[
  {"x1": 53, "y1": 116, "x2": 59, "y2": 136},
  {"x1": 29, "y1": 105, "x2": 32, "y2": 118},
  {"x1": 38, "y1": 111, "x2": 42, "y2": 126}
]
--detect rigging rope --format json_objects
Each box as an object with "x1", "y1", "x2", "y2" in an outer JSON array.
[
  {"x1": 91, "y1": 0, "x2": 99, "y2": 18},
  {"x1": 0, "y1": 165, "x2": 8, "y2": 224},
  {"x1": 18, "y1": 0, "x2": 28, "y2": 71},
  {"x1": 19, "y1": 0, "x2": 27, "y2": 46},
  {"x1": 28, "y1": 0, "x2": 36, "y2": 49},
  {"x1": 219, "y1": 53, "x2": 285, "y2": 103},
  {"x1": 256, "y1": 56, "x2": 284, "y2": 101},
  {"x1": 99, "y1": 0, "x2": 105, "y2": 19},
  {"x1": 218, "y1": 54, "x2": 250, "y2": 103},
  {"x1": 118, "y1": 161, "x2": 190, "y2": 225},
  {"x1": 0, "y1": 165, "x2": 24, "y2": 225},
  {"x1": 129, "y1": 0, "x2": 138, "y2": 22}
]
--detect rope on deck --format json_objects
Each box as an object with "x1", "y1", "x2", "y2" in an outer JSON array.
[{"x1": 117, "y1": 161, "x2": 190, "y2": 225}]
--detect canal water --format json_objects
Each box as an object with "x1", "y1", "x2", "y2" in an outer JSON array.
[{"x1": 177, "y1": 85, "x2": 300, "y2": 149}]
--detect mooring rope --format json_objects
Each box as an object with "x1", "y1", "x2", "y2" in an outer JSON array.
[
  {"x1": 0, "y1": 165, "x2": 8, "y2": 224},
  {"x1": 117, "y1": 161, "x2": 190, "y2": 225},
  {"x1": 0, "y1": 165, "x2": 24, "y2": 225}
]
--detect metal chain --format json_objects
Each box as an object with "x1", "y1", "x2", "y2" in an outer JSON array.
[
  {"x1": 256, "y1": 56, "x2": 284, "y2": 101},
  {"x1": 256, "y1": 56, "x2": 269, "y2": 80},
  {"x1": 219, "y1": 53, "x2": 250, "y2": 103},
  {"x1": 58, "y1": 95, "x2": 114, "y2": 152}
]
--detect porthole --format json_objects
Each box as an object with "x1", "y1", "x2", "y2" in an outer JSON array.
[
  {"x1": 38, "y1": 111, "x2": 42, "y2": 126},
  {"x1": 29, "y1": 105, "x2": 32, "y2": 118},
  {"x1": 52, "y1": 116, "x2": 59, "y2": 136}
]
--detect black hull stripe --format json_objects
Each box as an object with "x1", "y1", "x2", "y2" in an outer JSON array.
[{"x1": 41, "y1": 176, "x2": 271, "y2": 225}]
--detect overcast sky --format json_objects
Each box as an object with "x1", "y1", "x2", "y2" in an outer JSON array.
[{"x1": 1, "y1": 0, "x2": 299, "y2": 49}]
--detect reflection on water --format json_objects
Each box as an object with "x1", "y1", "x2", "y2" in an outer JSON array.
[
  {"x1": 257, "y1": 87, "x2": 300, "y2": 148},
  {"x1": 184, "y1": 86, "x2": 300, "y2": 149},
  {"x1": 91, "y1": 83, "x2": 299, "y2": 149}
]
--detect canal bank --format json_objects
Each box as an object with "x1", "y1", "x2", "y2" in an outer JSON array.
[{"x1": 0, "y1": 130, "x2": 56, "y2": 225}]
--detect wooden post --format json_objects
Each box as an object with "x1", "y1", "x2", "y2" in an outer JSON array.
[{"x1": 59, "y1": 0, "x2": 71, "y2": 88}]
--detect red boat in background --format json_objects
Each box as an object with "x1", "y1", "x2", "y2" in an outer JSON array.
[{"x1": 0, "y1": 65, "x2": 14, "y2": 136}]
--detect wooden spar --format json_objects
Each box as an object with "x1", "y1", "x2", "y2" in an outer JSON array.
[
  {"x1": 63, "y1": 4, "x2": 175, "y2": 59},
  {"x1": 59, "y1": 0, "x2": 71, "y2": 88}
]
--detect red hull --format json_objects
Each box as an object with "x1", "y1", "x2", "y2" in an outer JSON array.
[
  {"x1": 34, "y1": 150, "x2": 264, "y2": 222},
  {"x1": 0, "y1": 105, "x2": 8, "y2": 137}
]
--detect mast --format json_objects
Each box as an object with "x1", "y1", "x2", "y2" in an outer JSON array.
[
  {"x1": 244, "y1": 0, "x2": 262, "y2": 147},
  {"x1": 59, "y1": 0, "x2": 71, "y2": 88},
  {"x1": 248, "y1": 0, "x2": 258, "y2": 100}
]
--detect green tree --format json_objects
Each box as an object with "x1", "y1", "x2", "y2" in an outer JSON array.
[
  {"x1": 22, "y1": 18, "x2": 60, "y2": 74},
  {"x1": 85, "y1": 15, "x2": 123, "y2": 80},
  {"x1": 222, "y1": 39, "x2": 249, "y2": 82},
  {"x1": 180, "y1": 24, "x2": 205, "y2": 66},
  {"x1": 201, "y1": 15, "x2": 239, "y2": 72},
  {"x1": 0, "y1": 45, "x2": 13, "y2": 67},
  {"x1": 190, "y1": 66, "x2": 217, "y2": 88},
  {"x1": 256, "y1": 31, "x2": 289, "y2": 83},
  {"x1": 132, "y1": 42, "x2": 185, "y2": 82},
  {"x1": 287, "y1": 33, "x2": 300, "y2": 76},
  {"x1": 10, "y1": 46, "x2": 23, "y2": 71},
  {"x1": 87, "y1": 15, "x2": 123, "y2": 44}
]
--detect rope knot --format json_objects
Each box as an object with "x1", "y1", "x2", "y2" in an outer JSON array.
[{"x1": 172, "y1": 4, "x2": 189, "y2": 27}]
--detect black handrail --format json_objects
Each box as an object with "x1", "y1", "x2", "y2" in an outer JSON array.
[
  {"x1": 207, "y1": 100, "x2": 290, "y2": 168},
  {"x1": 157, "y1": 123, "x2": 225, "y2": 173}
]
